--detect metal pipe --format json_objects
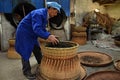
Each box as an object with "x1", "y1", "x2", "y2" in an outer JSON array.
[
  {"x1": 22, "y1": 5, "x2": 26, "y2": 17},
  {"x1": 44, "y1": 0, "x2": 47, "y2": 8},
  {"x1": 0, "y1": 14, "x2": 3, "y2": 50}
]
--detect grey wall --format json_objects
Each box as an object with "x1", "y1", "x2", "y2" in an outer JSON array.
[
  {"x1": 0, "y1": 14, "x2": 2, "y2": 50},
  {"x1": 1, "y1": 13, "x2": 16, "y2": 51}
]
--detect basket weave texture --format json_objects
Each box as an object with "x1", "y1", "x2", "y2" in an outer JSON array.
[
  {"x1": 9, "y1": 39, "x2": 15, "y2": 46},
  {"x1": 7, "y1": 39, "x2": 21, "y2": 59},
  {"x1": 71, "y1": 25, "x2": 87, "y2": 32},
  {"x1": 72, "y1": 32, "x2": 87, "y2": 37},
  {"x1": 42, "y1": 41, "x2": 79, "y2": 59},
  {"x1": 72, "y1": 37, "x2": 87, "y2": 45},
  {"x1": 38, "y1": 41, "x2": 82, "y2": 80},
  {"x1": 114, "y1": 40, "x2": 120, "y2": 47}
]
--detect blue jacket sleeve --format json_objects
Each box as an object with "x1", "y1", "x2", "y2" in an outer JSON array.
[{"x1": 31, "y1": 12, "x2": 50, "y2": 39}]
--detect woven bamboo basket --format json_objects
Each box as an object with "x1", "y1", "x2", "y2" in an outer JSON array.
[
  {"x1": 71, "y1": 25, "x2": 87, "y2": 32},
  {"x1": 7, "y1": 39, "x2": 21, "y2": 59},
  {"x1": 71, "y1": 32, "x2": 87, "y2": 45},
  {"x1": 36, "y1": 41, "x2": 85, "y2": 80},
  {"x1": 7, "y1": 47, "x2": 21, "y2": 59},
  {"x1": 72, "y1": 32, "x2": 87, "y2": 37},
  {"x1": 39, "y1": 38, "x2": 49, "y2": 51},
  {"x1": 9, "y1": 39, "x2": 16, "y2": 46},
  {"x1": 114, "y1": 40, "x2": 120, "y2": 47},
  {"x1": 72, "y1": 37, "x2": 87, "y2": 45},
  {"x1": 42, "y1": 41, "x2": 79, "y2": 58}
]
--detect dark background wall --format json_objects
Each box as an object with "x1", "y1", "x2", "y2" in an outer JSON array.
[{"x1": 0, "y1": 0, "x2": 70, "y2": 16}]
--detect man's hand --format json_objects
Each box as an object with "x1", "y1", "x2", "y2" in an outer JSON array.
[{"x1": 48, "y1": 35, "x2": 59, "y2": 45}]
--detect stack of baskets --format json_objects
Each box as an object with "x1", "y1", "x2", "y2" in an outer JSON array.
[{"x1": 71, "y1": 24, "x2": 87, "y2": 45}]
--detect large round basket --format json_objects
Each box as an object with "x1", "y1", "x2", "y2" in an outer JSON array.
[
  {"x1": 36, "y1": 41, "x2": 86, "y2": 80},
  {"x1": 77, "y1": 51, "x2": 113, "y2": 67}
]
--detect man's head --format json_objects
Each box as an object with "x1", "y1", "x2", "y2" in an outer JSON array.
[{"x1": 47, "y1": 2, "x2": 61, "y2": 18}]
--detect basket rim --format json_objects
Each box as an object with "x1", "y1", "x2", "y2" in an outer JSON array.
[{"x1": 43, "y1": 41, "x2": 79, "y2": 50}]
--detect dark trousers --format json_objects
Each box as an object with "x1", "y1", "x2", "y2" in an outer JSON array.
[{"x1": 21, "y1": 45, "x2": 42, "y2": 75}]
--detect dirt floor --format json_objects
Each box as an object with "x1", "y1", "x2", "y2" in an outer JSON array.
[{"x1": 0, "y1": 41, "x2": 120, "y2": 80}]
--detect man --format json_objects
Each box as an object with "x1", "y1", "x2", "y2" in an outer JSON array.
[{"x1": 15, "y1": 2, "x2": 61, "y2": 79}]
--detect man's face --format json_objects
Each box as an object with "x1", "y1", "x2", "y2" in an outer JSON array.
[{"x1": 49, "y1": 8, "x2": 58, "y2": 18}]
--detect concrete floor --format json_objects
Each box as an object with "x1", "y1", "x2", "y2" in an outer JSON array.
[{"x1": 0, "y1": 41, "x2": 120, "y2": 80}]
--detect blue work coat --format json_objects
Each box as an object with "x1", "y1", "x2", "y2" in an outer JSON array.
[{"x1": 15, "y1": 8, "x2": 50, "y2": 61}]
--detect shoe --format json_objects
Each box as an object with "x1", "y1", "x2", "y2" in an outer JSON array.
[{"x1": 24, "y1": 73, "x2": 36, "y2": 79}]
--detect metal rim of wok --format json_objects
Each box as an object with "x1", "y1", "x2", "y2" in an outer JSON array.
[
  {"x1": 77, "y1": 51, "x2": 113, "y2": 67},
  {"x1": 12, "y1": 1, "x2": 36, "y2": 28},
  {"x1": 49, "y1": 8, "x2": 67, "y2": 30},
  {"x1": 84, "y1": 71, "x2": 120, "y2": 80}
]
